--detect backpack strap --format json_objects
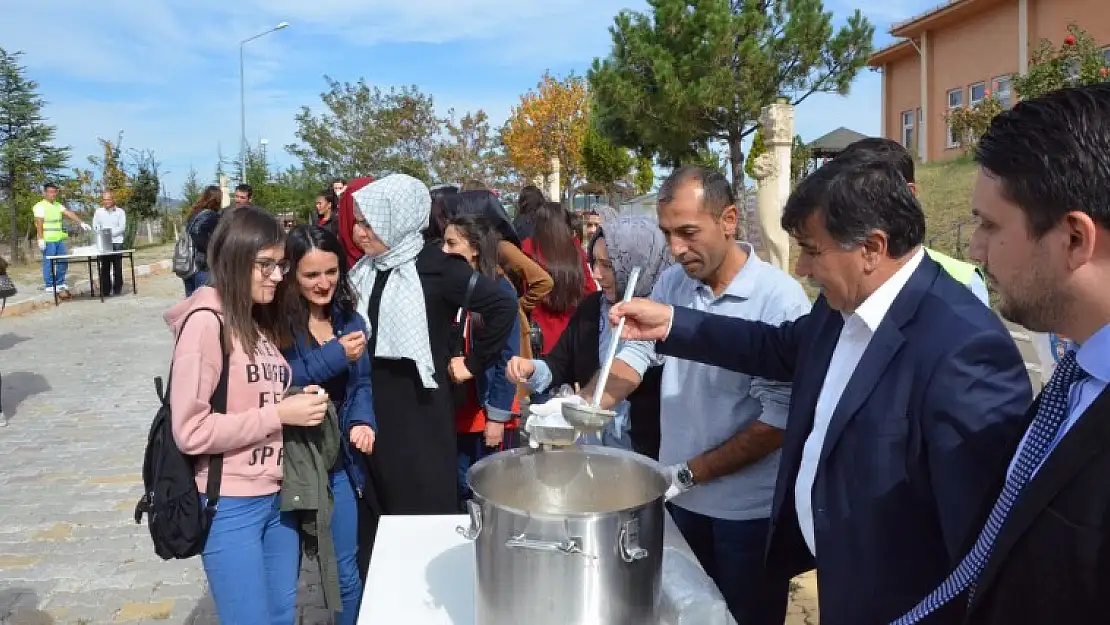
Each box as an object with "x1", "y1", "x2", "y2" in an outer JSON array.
[{"x1": 161, "y1": 307, "x2": 228, "y2": 513}]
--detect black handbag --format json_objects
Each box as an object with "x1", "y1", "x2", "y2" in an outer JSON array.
[
  {"x1": 449, "y1": 273, "x2": 479, "y2": 408},
  {"x1": 0, "y1": 273, "x2": 16, "y2": 300},
  {"x1": 528, "y1": 319, "x2": 544, "y2": 357}
]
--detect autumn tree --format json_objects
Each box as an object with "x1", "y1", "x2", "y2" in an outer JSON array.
[
  {"x1": 501, "y1": 72, "x2": 589, "y2": 200},
  {"x1": 431, "y1": 109, "x2": 510, "y2": 187},
  {"x1": 287, "y1": 77, "x2": 441, "y2": 182},
  {"x1": 0, "y1": 47, "x2": 69, "y2": 260},
  {"x1": 589, "y1": 0, "x2": 874, "y2": 196},
  {"x1": 1012, "y1": 24, "x2": 1110, "y2": 101}
]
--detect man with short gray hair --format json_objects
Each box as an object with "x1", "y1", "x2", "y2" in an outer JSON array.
[{"x1": 579, "y1": 165, "x2": 810, "y2": 624}]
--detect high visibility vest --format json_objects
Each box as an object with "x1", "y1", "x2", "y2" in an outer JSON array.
[
  {"x1": 925, "y1": 247, "x2": 983, "y2": 286},
  {"x1": 37, "y1": 200, "x2": 67, "y2": 243}
]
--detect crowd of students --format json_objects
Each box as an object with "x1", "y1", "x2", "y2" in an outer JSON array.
[{"x1": 169, "y1": 175, "x2": 664, "y2": 624}]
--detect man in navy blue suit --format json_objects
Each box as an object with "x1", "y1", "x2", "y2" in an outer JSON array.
[{"x1": 609, "y1": 156, "x2": 1032, "y2": 625}]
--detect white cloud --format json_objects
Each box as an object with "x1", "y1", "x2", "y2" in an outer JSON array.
[{"x1": 4, "y1": 0, "x2": 891, "y2": 194}]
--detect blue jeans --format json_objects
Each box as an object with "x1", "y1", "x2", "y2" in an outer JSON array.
[
  {"x1": 42, "y1": 240, "x2": 67, "y2": 287},
  {"x1": 456, "y1": 429, "x2": 517, "y2": 509},
  {"x1": 184, "y1": 269, "x2": 209, "y2": 297},
  {"x1": 201, "y1": 494, "x2": 300, "y2": 625},
  {"x1": 330, "y1": 470, "x2": 363, "y2": 625},
  {"x1": 667, "y1": 504, "x2": 789, "y2": 625}
]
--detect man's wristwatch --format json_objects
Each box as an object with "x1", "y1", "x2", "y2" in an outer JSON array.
[{"x1": 675, "y1": 462, "x2": 696, "y2": 489}]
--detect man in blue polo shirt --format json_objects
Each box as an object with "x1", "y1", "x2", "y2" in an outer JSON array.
[{"x1": 577, "y1": 166, "x2": 810, "y2": 624}]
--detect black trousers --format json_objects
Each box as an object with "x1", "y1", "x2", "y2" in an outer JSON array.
[{"x1": 98, "y1": 244, "x2": 124, "y2": 295}]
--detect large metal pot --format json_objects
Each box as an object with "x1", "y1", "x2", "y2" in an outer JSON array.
[
  {"x1": 95, "y1": 228, "x2": 114, "y2": 253},
  {"x1": 458, "y1": 445, "x2": 669, "y2": 625}
]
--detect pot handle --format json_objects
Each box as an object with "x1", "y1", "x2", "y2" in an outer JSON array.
[
  {"x1": 506, "y1": 534, "x2": 583, "y2": 555},
  {"x1": 619, "y1": 519, "x2": 648, "y2": 562},
  {"x1": 455, "y1": 500, "x2": 482, "y2": 541}
]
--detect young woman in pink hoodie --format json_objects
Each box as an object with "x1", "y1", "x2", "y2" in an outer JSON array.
[{"x1": 164, "y1": 207, "x2": 330, "y2": 624}]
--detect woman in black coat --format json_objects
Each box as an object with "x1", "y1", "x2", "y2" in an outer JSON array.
[{"x1": 345, "y1": 174, "x2": 517, "y2": 570}]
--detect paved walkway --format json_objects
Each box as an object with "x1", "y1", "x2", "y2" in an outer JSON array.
[
  {"x1": 1, "y1": 269, "x2": 1040, "y2": 625},
  {"x1": 0, "y1": 274, "x2": 330, "y2": 625}
]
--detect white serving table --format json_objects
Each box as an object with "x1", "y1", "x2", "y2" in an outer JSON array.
[
  {"x1": 44, "y1": 247, "x2": 137, "y2": 305},
  {"x1": 358, "y1": 512, "x2": 736, "y2": 625}
]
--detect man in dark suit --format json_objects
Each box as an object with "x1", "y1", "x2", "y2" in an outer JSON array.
[
  {"x1": 889, "y1": 84, "x2": 1110, "y2": 625},
  {"x1": 608, "y1": 156, "x2": 1032, "y2": 625}
]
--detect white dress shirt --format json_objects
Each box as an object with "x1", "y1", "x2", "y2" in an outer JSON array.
[
  {"x1": 92, "y1": 206, "x2": 127, "y2": 244},
  {"x1": 794, "y1": 248, "x2": 925, "y2": 555}
]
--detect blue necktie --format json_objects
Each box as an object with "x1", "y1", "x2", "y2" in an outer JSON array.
[{"x1": 891, "y1": 349, "x2": 1087, "y2": 624}]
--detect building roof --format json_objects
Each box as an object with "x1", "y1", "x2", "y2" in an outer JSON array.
[
  {"x1": 807, "y1": 127, "x2": 870, "y2": 157},
  {"x1": 890, "y1": 0, "x2": 1005, "y2": 37},
  {"x1": 867, "y1": 39, "x2": 917, "y2": 67},
  {"x1": 867, "y1": 0, "x2": 1007, "y2": 66}
]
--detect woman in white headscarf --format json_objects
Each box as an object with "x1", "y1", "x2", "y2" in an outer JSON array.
[{"x1": 347, "y1": 175, "x2": 516, "y2": 570}]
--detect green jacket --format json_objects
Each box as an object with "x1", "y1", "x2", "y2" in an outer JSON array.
[{"x1": 281, "y1": 387, "x2": 342, "y2": 613}]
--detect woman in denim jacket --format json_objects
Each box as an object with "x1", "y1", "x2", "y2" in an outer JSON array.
[
  {"x1": 442, "y1": 215, "x2": 521, "y2": 506},
  {"x1": 273, "y1": 225, "x2": 376, "y2": 625}
]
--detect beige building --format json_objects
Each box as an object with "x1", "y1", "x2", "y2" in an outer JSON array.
[{"x1": 868, "y1": 0, "x2": 1110, "y2": 162}]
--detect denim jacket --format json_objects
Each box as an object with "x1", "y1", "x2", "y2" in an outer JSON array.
[
  {"x1": 282, "y1": 303, "x2": 375, "y2": 495},
  {"x1": 469, "y1": 276, "x2": 521, "y2": 423}
]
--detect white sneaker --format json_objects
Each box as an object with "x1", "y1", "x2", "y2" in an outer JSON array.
[
  {"x1": 58, "y1": 283, "x2": 70, "y2": 292},
  {"x1": 0, "y1": 413, "x2": 7, "y2": 427}
]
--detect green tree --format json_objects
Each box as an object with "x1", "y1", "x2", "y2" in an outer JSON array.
[
  {"x1": 180, "y1": 166, "x2": 202, "y2": 210},
  {"x1": 581, "y1": 124, "x2": 633, "y2": 192},
  {"x1": 431, "y1": 109, "x2": 510, "y2": 187},
  {"x1": 744, "y1": 128, "x2": 768, "y2": 181},
  {"x1": 1012, "y1": 24, "x2": 1109, "y2": 101},
  {"x1": 790, "y1": 135, "x2": 812, "y2": 183},
  {"x1": 126, "y1": 150, "x2": 161, "y2": 248},
  {"x1": 633, "y1": 155, "x2": 654, "y2": 195},
  {"x1": 589, "y1": 0, "x2": 874, "y2": 196},
  {"x1": 0, "y1": 48, "x2": 69, "y2": 260},
  {"x1": 287, "y1": 77, "x2": 442, "y2": 182}
]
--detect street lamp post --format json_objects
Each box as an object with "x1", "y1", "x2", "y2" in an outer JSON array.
[{"x1": 239, "y1": 21, "x2": 289, "y2": 181}]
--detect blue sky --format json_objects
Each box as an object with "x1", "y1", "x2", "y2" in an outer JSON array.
[{"x1": 2, "y1": 0, "x2": 940, "y2": 195}]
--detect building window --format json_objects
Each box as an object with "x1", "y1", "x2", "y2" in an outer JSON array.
[
  {"x1": 993, "y1": 76, "x2": 1013, "y2": 108},
  {"x1": 901, "y1": 111, "x2": 915, "y2": 150},
  {"x1": 946, "y1": 88, "x2": 964, "y2": 148},
  {"x1": 1103, "y1": 47, "x2": 1110, "y2": 67},
  {"x1": 917, "y1": 108, "x2": 924, "y2": 160},
  {"x1": 969, "y1": 82, "x2": 987, "y2": 106}
]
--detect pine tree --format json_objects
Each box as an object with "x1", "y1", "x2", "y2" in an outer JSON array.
[
  {"x1": 0, "y1": 48, "x2": 69, "y2": 260},
  {"x1": 180, "y1": 166, "x2": 202, "y2": 211},
  {"x1": 589, "y1": 0, "x2": 874, "y2": 196}
]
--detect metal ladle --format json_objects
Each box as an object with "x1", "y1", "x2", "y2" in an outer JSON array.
[{"x1": 562, "y1": 266, "x2": 641, "y2": 432}]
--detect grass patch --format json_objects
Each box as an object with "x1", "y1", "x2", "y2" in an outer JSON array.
[{"x1": 917, "y1": 154, "x2": 979, "y2": 260}]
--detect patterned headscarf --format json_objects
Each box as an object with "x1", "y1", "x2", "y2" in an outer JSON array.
[
  {"x1": 348, "y1": 174, "x2": 438, "y2": 389},
  {"x1": 600, "y1": 215, "x2": 673, "y2": 299}
]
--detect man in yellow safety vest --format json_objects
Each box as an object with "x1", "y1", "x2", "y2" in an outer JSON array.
[
  {"x1": 34, "y1": 182, "x2": 91, "y2": 295},
  {"x1": 837, "y1": 138, "x2": 991, "y2": 306}
]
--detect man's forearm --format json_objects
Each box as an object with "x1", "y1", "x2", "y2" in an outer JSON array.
[
  {"x1": 34, "y1": 219, "x2": 43, "y2": 239},
  {"x1": 579, "y1": 359, "x2": 642, "y2": 411},
  {"x1": 687, "y1": 421, "x2": 785, "y2": 484}
]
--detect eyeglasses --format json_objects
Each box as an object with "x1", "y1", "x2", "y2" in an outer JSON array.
[{"x1": 255, "y1": 258, "x2": 290, "y2": 277}]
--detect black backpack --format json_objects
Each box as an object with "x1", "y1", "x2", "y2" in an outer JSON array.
[
  {"x1": 172, "y1": 220, "x2": 198, "y2": 279},
  {"x1": 134, "y1": 307, "x2": 228, "y2": 559}
]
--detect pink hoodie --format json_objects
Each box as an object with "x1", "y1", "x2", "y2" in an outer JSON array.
[{"x1": 164, "y1": 287, "x2": 288, "y2": 497}]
